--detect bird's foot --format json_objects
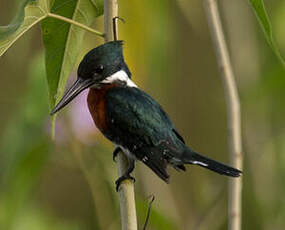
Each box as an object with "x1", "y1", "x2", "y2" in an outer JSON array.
[
  {"x1": 113, "y1": 147, "x2": 122, "y2": 162},
  {"x1": 115, "y1": 174, "x2": 136, "y2": 192}
]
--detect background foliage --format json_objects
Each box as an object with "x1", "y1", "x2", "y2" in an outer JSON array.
[{"x1": 0, "y1": 0, "x2": 285, "y2": 229}]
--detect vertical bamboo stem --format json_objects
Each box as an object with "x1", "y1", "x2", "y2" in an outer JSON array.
[
  {"x1": 104, "y1": 0, "x2": 118, "y2": 42},
  {"x1": 104, "y1": 1, "x2": 138, "y2": 229},
  {"x1": 203, "y1": 1, "x2": 243, "y2": 230}
]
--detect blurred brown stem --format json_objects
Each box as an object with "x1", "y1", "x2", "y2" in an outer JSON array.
[
  {"x1": 203, "y1": 1, "x2": 243, "y2": 230},
  {"x1": 104, "y1": 1, "x2": 138, "y2": 230}
]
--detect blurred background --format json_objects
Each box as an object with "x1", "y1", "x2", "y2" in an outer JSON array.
[{"x1": 0, "y1": 0, "x2": 285, "y2": 229}]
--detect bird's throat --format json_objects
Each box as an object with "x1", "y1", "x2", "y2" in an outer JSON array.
[
  {"x1": 101, "y1": 70, "x2": 137, "y2": 88},
  {"x1": 87, "y1": 84, "x2": 117, "y2": 132}
]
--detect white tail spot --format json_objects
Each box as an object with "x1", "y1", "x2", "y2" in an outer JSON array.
[{"x1": 192, "y1": 161, "x2": 208, "y2": 167}]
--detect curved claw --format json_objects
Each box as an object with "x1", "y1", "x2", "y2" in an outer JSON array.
[
  {"x1": 115, "y1": 174, "x2": 136, "y2": 192},
  {"x1": 113, "y1": 147, "x2": 122, "y2": 162},
  {"x1": 113, "y1": 16, "x2": 126, "y2": 24}
]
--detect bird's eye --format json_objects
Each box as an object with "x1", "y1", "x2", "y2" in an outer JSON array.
[{"x1": 95, "y1": 64, "x2": 104, "y2": 73}]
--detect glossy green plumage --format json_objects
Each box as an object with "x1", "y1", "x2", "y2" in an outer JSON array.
[
  {"x1": 105, "y1": 86, "x2": 182, "y2": 147},
  {"x1": 103, "y1": 85, "x2": 189, "y2": 181},
  {"x1": 51, "y1": 41, "x2": 242, "y2": 182},
  {"x1": 78, "y1": 41, "x2": 131, "y2": 79},
  {"x1": 101, "y1": 84, "x2": 241, "y2": 181}
]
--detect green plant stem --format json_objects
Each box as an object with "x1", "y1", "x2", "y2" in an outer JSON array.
[
  {"x1": 103, "y1": 0, "x2": 138, "y2": 229},
  {"x1": 47, "y1": 13, "x2": 104, "y2": 37},
  {"x1": 203, "y1": 1, "x2": 243, "y2": 230}
]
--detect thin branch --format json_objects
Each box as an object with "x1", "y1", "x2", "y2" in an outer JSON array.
[
  {"x1": 104, "y1": 1, "x2": 138, "y2": 230},
  {"x1": 104, "y1": 0, "x2": 118, "y2": 42},
  {"x1": 115, "y1": 155, "x2": 138, "y2": 230},
  {"x1": 112, "y1": 17, "x2": 125, "y2": 41},
  {"x1": 143, "y1": 195, "x2": 155, "y2": 230},
  {"x1": 203, "y1": 1, "x2": 243, "y2": 230},
  {"x1": 47, "y1": 13, "x2": 104, "y2": 37}
]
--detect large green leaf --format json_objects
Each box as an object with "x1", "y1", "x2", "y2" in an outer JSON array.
[
  {"x1": 0, "y1": 0, "x2": 50, "y2": 55},
  {"x1": 0, "y1": 0, "x2": 103, "y2": 135},
  {"x1": 249, "y1": 0, "x2": 285, "y2": 66},
  {"x1": 41, "y1": 0, "x2": 103, "y2": 130}
]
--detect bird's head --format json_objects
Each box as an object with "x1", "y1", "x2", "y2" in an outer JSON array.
[{"x1": 50, "y1": 40, "x2": 131, "y2": 115}]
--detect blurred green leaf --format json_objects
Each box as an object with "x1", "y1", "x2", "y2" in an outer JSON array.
[
  {"x1": 41, "y1": 0, "x2": 103, "y2": 133},
  {"x1": 249, "y1": 0, "x2": 285, "y2": 66},
  {"x1": 0, "y1": 0, "x2": 103, "y2": 136},
  {"x1": 0, "y1": 142, "x2": 50, "y2": 227},
  {"x1": 0, "y1": 53, "x2": 51, "y2": 229},
  {"x1": 0, "y1": 52, "x2": 48, "y2": 174},
  {"x1": 11, "y1": 206, "x2": 82, "y2": 230},
  {"x1": 0, "y1": 0, "x2": 50, "y2": 55}
]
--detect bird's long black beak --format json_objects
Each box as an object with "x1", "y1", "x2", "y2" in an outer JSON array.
[{"x1": 50, "y1": 78, "x2": 95, "y2": 115}]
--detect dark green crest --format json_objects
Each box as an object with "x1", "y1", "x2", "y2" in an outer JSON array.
[
  {"x1": 50, "y1": 41, "x2": 131, "y2": 115},
  {"x1": 78, "y1": 40, "x2": 130, "y2": 79}
]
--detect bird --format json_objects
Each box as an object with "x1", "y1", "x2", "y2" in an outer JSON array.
[{"x1": 51, "y1": 41, "x2": 242, "y2": 191}]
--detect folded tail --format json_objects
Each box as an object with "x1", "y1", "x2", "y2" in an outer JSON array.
[{"x1": 182, "y1": 150, "x2": 242, "y2": 177}]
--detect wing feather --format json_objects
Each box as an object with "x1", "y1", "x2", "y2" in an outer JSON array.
[{"x1": 104, "y1": 86, "x2": 185, "y2": 181}]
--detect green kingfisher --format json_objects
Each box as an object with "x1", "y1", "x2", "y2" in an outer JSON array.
[{"x1": 51, "y1": 41, "x2": 242, "y2": 190}]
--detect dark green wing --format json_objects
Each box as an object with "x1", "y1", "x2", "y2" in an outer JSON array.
[
  {"x1": 105, "y1": 86, "x2": 185, "y2": 181},
  {"x1": 105, "y1": 86, "x2": 174, "y2": 146}
]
